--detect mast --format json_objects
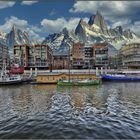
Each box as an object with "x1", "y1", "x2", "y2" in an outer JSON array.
[
  {"x1": 68, "y1": 44, "x2": 70, "y2": 82},
  {"x1": 66, "y1": 40, "x2": 72, "y2": 82},
  {"x1": 1, "y1": 58, "x2": 7, "y2": 80}
]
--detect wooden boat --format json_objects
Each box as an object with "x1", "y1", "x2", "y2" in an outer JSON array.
[
  {"x1": 102, "y1": 74, "x2": 140, "y2": 81},
  {"x1": 57, "y1": 79, "x2": 101, "y2": 86}
]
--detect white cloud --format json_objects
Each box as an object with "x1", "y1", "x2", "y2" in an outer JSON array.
[
  {"x1": 0, "y1": 16, "x2": 43, "y2": 42},
  {"x1": 41, "y1": 17, "x2": 88, "y2": 33},
  {"x1": 21, "y1": 1, "x2": 38, "y2": 5},
  {"x1": 49, "y1": 9, "x2": 57, "y2": 16},
  {"x1": 0, "y1": 1, "x2": 15, "y2": 9},
  {"x1": 26, "y1": 27, "x2": 44, "y2": 42},
  {"x1": 70, "y1": 1, "x2": 140, "y2": 20},
  {"x1": 0, "y1": 16, "x2": 28, "y2": 32},
  {"x1": 111, "y1": 19, "x2": 132, "y2": 29},
  {"x1": 111, "y1": 19, "x2": 140, "y2": 37},
  {"x1": 70, "y1": 1, "x2": 140, "y2": 37}
]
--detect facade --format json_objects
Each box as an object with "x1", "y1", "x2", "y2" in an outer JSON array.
[
  {"x1": 0, "y1": 42, "x2": 9, "y2": 69},
  {"x1": 120, "y1": 40, "x2": 140, "y2": 69},
  {"x1": 84, "y1": 43, "x2": 94, "y2": 68},
  {"x1": 34, "y1": 44, "x2": 52, "y2": 69},
  {"x1": 52, "y1": 54, "x2": 69, "y2": 69},
  {"x1": 14, "y1": 44, "x2": 52, "y2": 70},
  {"x1": 93, "y1": 43, "x2": 108, "y2": 68},
  {"x1": 108, "y1": 54, "x2": 119, "y2": 69},
  {"x1": 71, "y1": 42, "x2": 108, "y2": 69},
  {"x1": 14, "y1": 44, "x2": 28, "y2": 67},
  {"x1": 71, "y1": 43, "x2": 85, "y2": 69}
]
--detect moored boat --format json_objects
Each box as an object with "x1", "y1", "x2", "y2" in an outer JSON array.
[
  {"x1": 0, "y1": 75, "x2": 23, "y2": 85},
  {"x1": 57, "y1": 78, "x2": 101, "y2": 86},
  {"x1": 102, "y1": 74, "x2": 140, "y2": 81},
  {"x1": 0, "y1": 62, "x2": 29, "y2": 85}
]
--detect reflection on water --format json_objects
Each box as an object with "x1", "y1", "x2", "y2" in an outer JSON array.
[{"x1": 0, "y1": 83, "x2": 140, "y2": 138}]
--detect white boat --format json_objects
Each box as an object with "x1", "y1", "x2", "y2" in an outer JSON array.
[
  {"x1": 0, "y1": 61, "x2": 23, "y2": 85},
  {"x1": 0, "y1": 74, "x2": 23, "y2": 85}
]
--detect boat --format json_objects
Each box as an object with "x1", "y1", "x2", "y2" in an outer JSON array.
[
  {"x1": 102, "y1": 74, "x2": 140, "y2": 81},
  {"x1": 0, "y1": 61, "x2": 24, "y2": 85},
  {"x1": 9, "y1": 64, "x2": 24, "y2": 74},
  {"x1": 57, "y1": 78, "x2": 101, "y2": 86},
  {"x1": 0, "y1": 74, "x2": 23, "y2": 85}
]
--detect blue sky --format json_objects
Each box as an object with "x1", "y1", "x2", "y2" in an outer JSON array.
[{"x1": 0, "y1": 1, "x2": 140, "y2": 41}]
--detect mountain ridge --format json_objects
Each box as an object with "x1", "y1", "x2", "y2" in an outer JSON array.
[{"x1": 0, "y1": 11, "x2": 138, "y2": 56}]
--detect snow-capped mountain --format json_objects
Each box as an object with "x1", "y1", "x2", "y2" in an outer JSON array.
[
  {"x1": 42, "y1": 28, "x2": 79, "y2": 54},
  {"x1": 0, "y1": 31, "x2": 7, "y2": 45},
  {"x1": 6, "y1": 25, "x2": 32, "y2": 49},
  {"x1": 75, "y1": 11, "x2": 138, "y2": 50},
  {"x1": 0, "y1": 11, "x2": 137, "y2": 57},
  {"x1": 43, "y1": 11, "x2": 138, "y2": 55}
]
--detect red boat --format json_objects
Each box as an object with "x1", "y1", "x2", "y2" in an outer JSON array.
[{"x1": 9, "y1": 64, "x2": 24, "y2": 74}]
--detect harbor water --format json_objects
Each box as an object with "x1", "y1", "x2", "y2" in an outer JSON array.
[{"x1": 0, "y1": 82, "x2": 140, "y2": 139}]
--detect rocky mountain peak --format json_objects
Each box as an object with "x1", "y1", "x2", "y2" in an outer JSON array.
[
  {"x1": 62, "y1": 27, "x2": 69, "y2": 36},
  {"x1": 79, "y1": 18, "x2": 84, "y2": 23},
  {"x1": 6, "y1": 25, "x2": 32, "y2": 49},
  {"x1": 94, "y1": 11, "x2": 108, "y2": 31},
  {"x1": 113, "y1": 26, "x2": 123, "y2": 35},
  {"x1": 12, "y1": 24, "x2": 16, "y2": 33},
  {"x1": 88, "y1": 15, "x2": 95, "y2": 26}
]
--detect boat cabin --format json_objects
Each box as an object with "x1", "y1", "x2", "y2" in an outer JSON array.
[{"x1": 36, "y1": 72, "x2": 97, "y2": 83}]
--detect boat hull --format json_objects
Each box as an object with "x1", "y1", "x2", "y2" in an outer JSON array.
[
  {"x1": 0, "y1": 78, "x2": 33, "y2": 85},
  {"x1": 102, "y1": 75, "x2": 140, "y2": 81},
  {"x1": 57, "y1": 80, "x2": 101, "y2": 86},
  {"x1": 0, "y1": 80, "x2": 23, "y2": 85}
]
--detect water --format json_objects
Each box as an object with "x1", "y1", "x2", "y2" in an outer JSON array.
[{"x1": 0, "y1": 82, "x2": 140, "y2": 139}]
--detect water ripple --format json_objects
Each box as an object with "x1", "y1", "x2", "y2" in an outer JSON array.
[{"x1": 0, "y1": 83, "x2": 140, "y2": 139}]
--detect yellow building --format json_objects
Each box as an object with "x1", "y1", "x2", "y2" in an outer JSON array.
[
  {"x1": 120, "y1": 39, "x2": 140, "y2": 68},
  {"x1": 36, "y1": 73, "x2": 97, "y2": 84}
]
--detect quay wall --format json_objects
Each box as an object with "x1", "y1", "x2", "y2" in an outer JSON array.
[{"x1": 24, "y1": 69, "x2": 140, "y2": 76}]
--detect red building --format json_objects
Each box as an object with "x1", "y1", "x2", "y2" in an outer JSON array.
[
  {"x1": 52, "y1": 54, "x2": 69, "y2": 69},
  {"x1": 71, "y1": 43, "x2": 85, "y2": 69},
  {"x1": 93, "y1": 43, "x2": 108, "y2": 68}
]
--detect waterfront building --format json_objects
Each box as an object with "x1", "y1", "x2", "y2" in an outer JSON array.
[
  {"x1": 13, "y1": 44, "x2": 52, "y2": 70},
  {"x1": 71, "y1": 42, "x2": 108, "y2": 69},
  {"x1": 116, "y1": 51, "x2": 123, "y2": 69},
  {"x1": 71, "y1": 43, "x2": 85, "y2": 69},
  {"x1": 108, "y1": 54, "x2": 119, "y2": 69},
  {"x1": 14, "y1": 44, "x2": 29, "y2": 67},
  {"x1": 0, "y1": 42, "x2": 10, "y2": 69},
  {"x1": 120, "y1": 40, "x2": 140, "y2": 69},
  {"x1": 84, "y1": 43, "x2": 94, "y2": 68},
  {"x1": 34, "y1": 44, "x2": 52, "y2": 69},
  {"x1": 93, "y1": 43, "x2": 108, "y2": 68},
  {"x1": 52, "y1": 53, "x2": 69, "y2": 69}
]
